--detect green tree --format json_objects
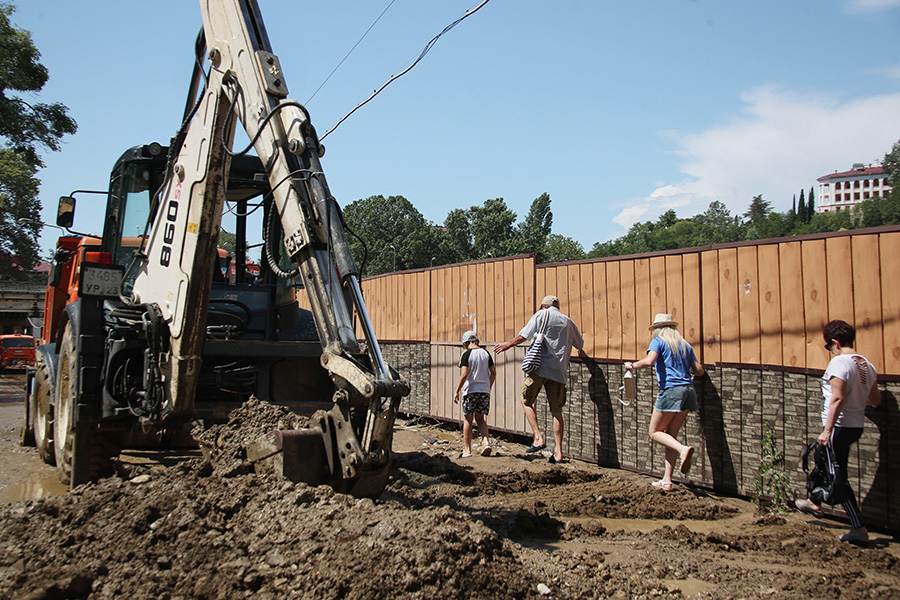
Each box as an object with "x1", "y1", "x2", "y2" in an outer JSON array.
[
  {"x1": 514, "y1": 192, "x2": 553, "y2": 258},
  {"x1": 693, "y1": 201, "x2": 741, "y2": 245},
  {"x1": 744, "y1": 194, "x2": 772, "y2": 224},
  {"x1": 217, "y1": 229, "x2": 236, "y2": 254},
  {"x1": 0, "y1": 3, "x2": 77, "y2": 278},
  {"x1": 342, "y1": 195, "x2": 440, "y2": 276},
  {"x1": 883, "y1": 140, "x2": 900, "y2": 198},
  {"x1": 469, "y1": 197, "x2": 518, "y2": 259},
  {"x1": 438, "y1": 208, "x2": 474, "y2": 265},
  {"x1": 797, "y1": 189, "x2": 807, "y2": 224},
  {"x1": 542, "y1": 234, "x2": 585, "y2": 263}
]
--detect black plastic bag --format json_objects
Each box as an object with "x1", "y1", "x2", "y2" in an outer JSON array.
[{"x1": 801, "y1": 441, "x2": 852, "y2": 506}]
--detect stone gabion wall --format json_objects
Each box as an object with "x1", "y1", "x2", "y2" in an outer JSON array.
[
  {"x1": 384, "y1": 341, "x2": 900, "y2": 532},
  {"x1": 381, "y1": 342, "x2": 430, "y2": 416}
]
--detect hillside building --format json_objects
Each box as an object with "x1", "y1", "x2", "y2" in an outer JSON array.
[{"x1": 817, "y1": 163, "x2": 892, "y2": 213}]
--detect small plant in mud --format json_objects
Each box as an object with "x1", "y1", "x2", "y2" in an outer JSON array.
[{"x1": 752, "y1": 421, "x2": 791, "y2": 513}]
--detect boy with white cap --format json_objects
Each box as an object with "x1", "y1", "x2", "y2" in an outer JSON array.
[{"x1": 454, "y1": 330, "x2": 496, "y2": 457}]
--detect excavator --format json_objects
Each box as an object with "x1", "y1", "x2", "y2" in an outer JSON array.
[{"x1": 20, "y1": 0, "x2": 408, "y2": 498}]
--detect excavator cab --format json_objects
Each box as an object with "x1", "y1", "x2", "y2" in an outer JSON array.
[{"x1": 95, "y1": 144, "x2": 333, "y2": 419}]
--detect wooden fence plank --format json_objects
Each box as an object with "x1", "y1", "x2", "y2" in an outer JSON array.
[
  {"x1": 801, "y1": 240, "x2": 828, "y2": 370},
  {"x1": 522, "y1": 257, "x2": 535, "y2": 335},
  {"x1": 650, "y1": 256, "x2": 667, "y2": 318},
  {"x1": 665, "y1": 254, "x2": 684, "y2": 333},
  {"x1": 852, "y1": 235, "x2": 884, "y2": 373},
  {"x1": 880, "y1": 233, "x2": 900, "y2": 375},
  {"x1": 826, "y1": 237, "x2": 854, "y2": 323},
  {"x1": 634, "y1": 258, "x2": 651, "y2": 355},
  {"x1": 503, "y1": 261, "x2": 516, "y2": 341},
  {"x1": 621, "y1": 260, "x2": 637, "y2": 360},
  {"x1": 580, "y1": 264, "x2": 594, "y2": 356},
  {"x1": 515, "y1": 259, "x2": 528, "y2": 338},
  {"x1": 700, "y1": 250, "x2": 720, "y2": 365},
  {"x1": 475, "y1": 263, "x2": 486, "y2": 340},
  {"x1": 592, "y1": 263, "x2": 608, "y2": 358},
  {"x1": 606, "y1": 262, "x2": 623, "y2": 360},
  {"x1": 758, "y1": 244, "x2": 783, "y2": 365},
  {"x1": 737, "y1": 246, "x2": 760, "y2": 365},
  {"x1": 567, "y1": 264, "x2": 582, "y2": 332},
  {"x1": 682, "y1": 253, "x2": 702, "y2": 349},
  {"x1": 495, "y1": 262, "x2": 507, "y2": 344},
  {"x1": 779, "y1": 242, "x2": 805, "y2": 368},
  {"x1": 719, "y1": 249, "x2": 740, "y2": 364}
]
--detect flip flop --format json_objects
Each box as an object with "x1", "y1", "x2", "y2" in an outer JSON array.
[
  {"x1": 548, "y1": 456, "x2": 569, "y2": 464},
  {"x1": 651, "y1": 480, "x2": 673, "y2": 491},
  {"x1": 526, "y1": 443, "x2": 547, "y2": 453},
  {"x1": 679, "y1": 446, "x2": 695, "y2": 475},
  {"x1": 480, "y1": 445, "x2": 492, "y2": 457},
  {"x1": 461, "y1": 452, "x2": 472, "y2": 458}
]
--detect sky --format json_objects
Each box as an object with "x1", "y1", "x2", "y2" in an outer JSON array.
[{"x1": 11, "y1": 0, "x2": 900, "y2": 257}]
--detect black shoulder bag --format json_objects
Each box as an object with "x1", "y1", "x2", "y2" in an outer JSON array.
[{"x1": 801, "y1": 441, "x2": 852, "y2": 506}]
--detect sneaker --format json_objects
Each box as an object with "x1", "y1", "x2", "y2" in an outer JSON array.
[
  {"x1": 794, "y1": 499, "x2": 823, "y2": 517},
  {"x1": 840, "y1": 529, "x2": 869, "y2": 545},
  {"x1": 678, "y1": 446, "x2": 695, "y2": 475}
]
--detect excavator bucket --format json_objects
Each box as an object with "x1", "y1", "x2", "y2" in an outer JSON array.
[
  {"x1": 244, "y1": 403, "x2": 396, "y2": 498},
  {"x1": 246, "y1": 427, "x2": 330, "y2": 486}
]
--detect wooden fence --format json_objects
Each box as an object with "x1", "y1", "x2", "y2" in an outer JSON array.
[{"x1": 355, "y1": 226, "x2": 900, "y2": 377}]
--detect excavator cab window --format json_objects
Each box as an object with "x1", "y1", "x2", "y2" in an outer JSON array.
[
  {"x1": 106, "y1": 163, "x2": 161, "y2": 268},
  {"x1": 102, "y1": 145, "x2": 167, "y2": 280}
]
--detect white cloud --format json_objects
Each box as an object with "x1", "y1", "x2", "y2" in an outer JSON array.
[
  {"x1": 875, "y1": 64, "x2": 900, "y2": 80},
  {"x1": 846, "y1": 0, "x2": 900, "y2": 13},
  {"x1": 610, "y1": 86, "x2": 900, "y2": 233}
]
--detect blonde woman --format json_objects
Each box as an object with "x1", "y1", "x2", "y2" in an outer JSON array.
[{"x1": 625, "y1": 314, "x2": 704, "y2": 490}]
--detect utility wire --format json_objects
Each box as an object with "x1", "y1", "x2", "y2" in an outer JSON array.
[
  {"x1": 320, "y1": 0, "x2": 491, "y2": 141},
  {"x1": 306, "y1": 0, "x2": 397, "y2": 105}
]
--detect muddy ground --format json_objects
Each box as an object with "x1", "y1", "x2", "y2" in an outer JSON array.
[{"x1": 1, "y1": 372, "x2": 898, "y2": 599}]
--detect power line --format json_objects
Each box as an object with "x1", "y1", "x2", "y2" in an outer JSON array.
[
  {"x1": 305, "y1": 0, "x2": 397, "y2": 105},
  {"x1": 320, "y1": 0, "x2": 491, "y2": 141}
]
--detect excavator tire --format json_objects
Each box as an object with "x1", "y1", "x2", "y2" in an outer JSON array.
[
  {"x1": 54, "y1": 324, "x2": 120, "y2": 486},
  {"x1": 31, "y1": 355, "x2": 55, "y2": 465},
  {"x1": 20, "y1": 393, "x2": 34, "y2": 447}
]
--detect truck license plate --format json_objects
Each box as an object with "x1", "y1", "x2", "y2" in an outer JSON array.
[{"x1": 81, "y1": 264, "x2": 124, "y2": 297}]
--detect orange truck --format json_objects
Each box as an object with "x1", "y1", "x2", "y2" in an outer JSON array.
[{"x1": 0, "y1": 334, "x2": 36, "y2": 372}]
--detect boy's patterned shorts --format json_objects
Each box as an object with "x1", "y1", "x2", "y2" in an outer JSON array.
[{"x1": 462, "y1": 392, "x2": 490, "y2": 416}]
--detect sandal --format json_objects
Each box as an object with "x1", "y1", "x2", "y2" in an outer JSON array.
[
  {"x1": 461, "y1": 452, "x2": 472, "y2": 458},
  {"x1": 678, "y1": 446, "x2": 695, "y2": 475},
  {"x1": 480, "y1": 445, "x2": 492, "y2": 457},
  {"x1": 652, "y1": 480, "x2": 673, "y2": 491}
]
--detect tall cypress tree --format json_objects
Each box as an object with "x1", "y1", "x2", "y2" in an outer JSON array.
[
  {"x1": 798, "y1": 190, "x2": 807, "y2": 223},
  {"x1": 808, "y1": 187, "x2": 815, "y2": 220}
]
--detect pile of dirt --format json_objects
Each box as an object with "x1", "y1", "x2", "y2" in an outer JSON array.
[
  {"x1": 1, "y1": 398, "x2": 899, "y2": 600},
  {"x1": 191, "y1": 395, "x2": 311, "y2": 477}
]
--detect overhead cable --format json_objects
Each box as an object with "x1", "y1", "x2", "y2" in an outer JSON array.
[
  {"x1": 320, "y1": 0, "x2": 491, "y2": 141},
  {"x1": 306, "y1": 0, "x2": 397, "y2": 105}
]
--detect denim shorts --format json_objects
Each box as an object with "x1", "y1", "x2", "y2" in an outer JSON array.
[{"x1": 655, "y1": 384, "x2": 699, "y2": 412}]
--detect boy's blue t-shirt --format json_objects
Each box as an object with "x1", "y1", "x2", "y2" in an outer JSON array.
[{"x1": 648, "y1": 336, "x2": 697, "y2": 390}]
